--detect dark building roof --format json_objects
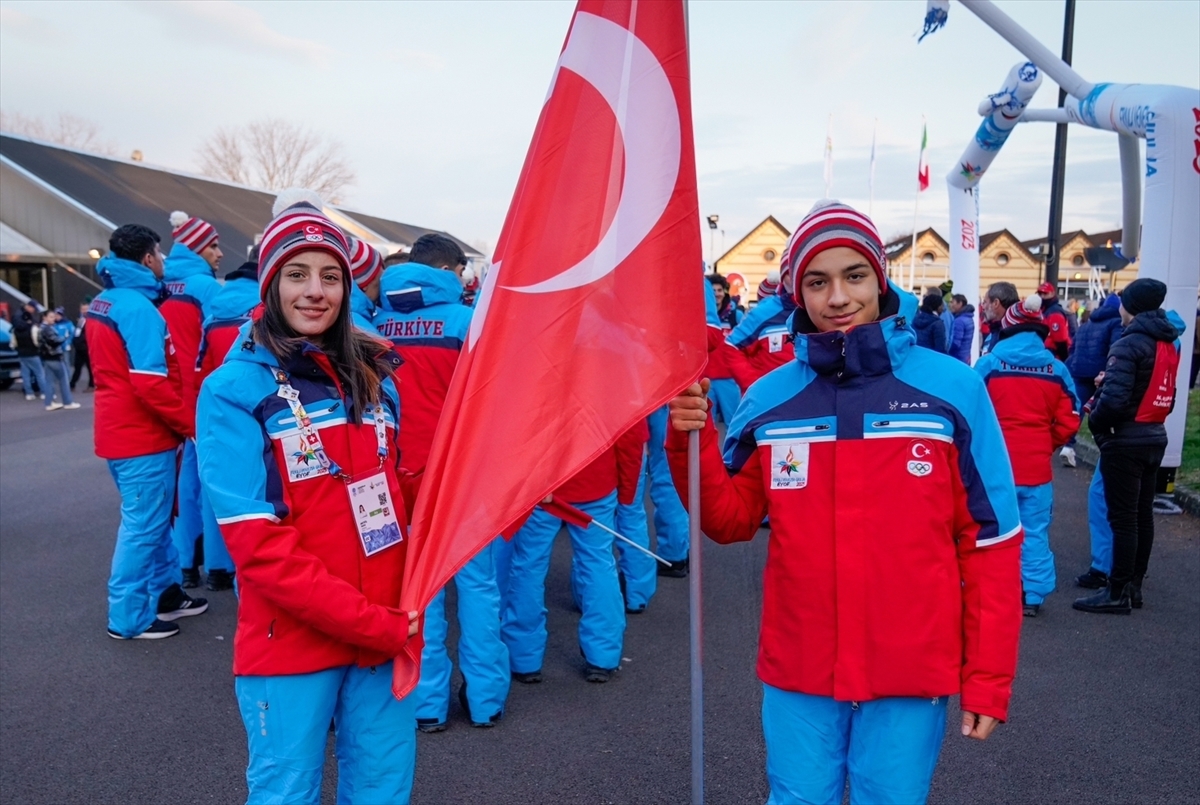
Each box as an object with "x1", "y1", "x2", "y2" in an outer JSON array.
[
  {"x1": 334, "y1": 207, "x2": 481, "y2": 257},
  {"x1": 884, "y1": 227, "x2": 947, "y2": 258},
  {"x1": 0, "y1": 133, "x2": 481, "y2": 269}
]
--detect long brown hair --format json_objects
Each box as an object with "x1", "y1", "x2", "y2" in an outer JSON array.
[{"x1": 253, "y1": 268, "x2": 394, "y2": 418}]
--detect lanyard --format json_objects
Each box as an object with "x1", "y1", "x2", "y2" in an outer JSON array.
[{"x1": 272, "y1": 368, "x2": 388, "y2": 479}]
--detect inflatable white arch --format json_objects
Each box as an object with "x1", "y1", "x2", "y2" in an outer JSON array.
[{"x1": 924, "y1": 0, "x2": 1200, "y2": 470}]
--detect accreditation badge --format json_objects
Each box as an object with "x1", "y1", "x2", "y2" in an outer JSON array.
[
  {"x1": 768, "y1": 332, "x2": 785, "y2": 354},
  {"x1": 346, "y1": 471, "x2": 403, "y2": 556},
  {"x1": 769, "y1": 442, "x2": 809, "y2": 490}
]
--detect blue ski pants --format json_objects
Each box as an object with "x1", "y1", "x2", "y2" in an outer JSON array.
[
  {"x1": 1088, "y1": 460, "x2": 1113, "y2": 575},
  {"x1": 708, "y1": 377, "x2": 742, "y2": 427},
  {"x1": 1017, "y1": 483, "x2": 1056, "y2": 605},
  {"x1": 614, "y1": 452, "x2": 656, "y2": 612},
  {"x1": 646, "y1": 406, "x2": 689, "y2": 562},
  {"x1": 416, "y1": 538, "x2": 510, "y2": 723},
  {"x1": 502, "y1": 492, "x2": 624, "y2": 672},
  {"x1": 172, "y1": 439, "x2": 205, "y2": 570},
  {"x1": 106, "y1": 449, "x2": 182, "y2": 636},
  {"x1": 762, "y1": 685, "x2": 947, "y2": 805},
  {"x1": 235, "y1": 662, "x2": 415, "y2": 805}
]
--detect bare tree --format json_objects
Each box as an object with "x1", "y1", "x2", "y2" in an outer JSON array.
[
  {"x1": 197, "y1": 118, "x2": 355, "y2": 203},
  {"x1": 0, "y1": 110, "x2": 116, "y2": 155}
]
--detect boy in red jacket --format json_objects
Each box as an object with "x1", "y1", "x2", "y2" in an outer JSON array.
[
  {"x1": 975, "y1": 295, "x2": 1080, "y2": 616},
  {"x1": 668, "y1": 201, "x2": 1022, "y2": 804}
]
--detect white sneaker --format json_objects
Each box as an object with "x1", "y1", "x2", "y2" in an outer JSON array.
[
  {"x1": 62, "y1": 402, "x2": 81, "y2": 410},
  {"x1": 24, "y1": 394, "x2": 34, "y2": 401},
  {"x1": 45, "y1": 402, "x2": 63, "y2": 411},
  {"x1": 1060, "y1": 446, "x2": 1077, "y2": 467}
]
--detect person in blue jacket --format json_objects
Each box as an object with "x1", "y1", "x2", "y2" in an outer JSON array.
[
  {"x1": 373, "y1": 240, "x2": 510, "y2": 732},
  {"x1": 948, "y1": 293, "x2": 975, "y2": 363},
  {"x1": 1067, "y1": 293, "x2": 1123, "y2": 407},
  {"x1": 162, "y1": 213, "x2": 224, "y2": 589},
  {"x1": 938, "y1": 281, "x2": 955, "y2": 345},
  {"x1": 913, "y1": 291, "x2": 948, "y2": 353}
]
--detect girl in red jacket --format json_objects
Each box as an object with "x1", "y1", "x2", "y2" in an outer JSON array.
[
  {"x1": 668, "y1": 201, "x2": 1022, "y2": 805},
  {"x1": 196, "y1": 197, "x2": 419, "y2": 804}
]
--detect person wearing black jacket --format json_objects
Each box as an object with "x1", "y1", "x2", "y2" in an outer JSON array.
[
  {"x1": 71, "y1": 300, "x2": 94, "y2": 391},
  {"x1": 12, "y1": 301, "x2": 48, "y2": 400},
  {"x1": 1074, "y1": 279, "x2": 1180, "y2": 615}
]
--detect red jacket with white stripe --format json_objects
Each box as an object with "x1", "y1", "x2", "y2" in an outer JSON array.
[
  {"x1": 668, "y1": 286, "x2": 1024, "y2": 720},
  {"x1": 86, "y1": 255, "x2": 193, "y2": 459}
]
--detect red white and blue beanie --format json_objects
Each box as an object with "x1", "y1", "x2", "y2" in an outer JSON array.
[
  {"x1": 257, "y1": 193, "x2": 350, "y2": 300},
  {"x1": 757, "y1": 269, "x2": 781, "y2": 300},
  {"x1": 169, "y1": 211, "x2": 219, "y2": 254},
  {"x1": 780, "y1": 199, "x2": 887, "y2": 307},
  {"x1": 347, "y1": 236, "x2": 383, "y2": 289},
  {"x1": 1002, "y1": 293, "x2": 1043, "y2": 329}
]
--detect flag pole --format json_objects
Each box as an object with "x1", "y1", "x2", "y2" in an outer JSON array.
[{"x1": 687, "y1": 427, "x2": 704, "y2": 805}]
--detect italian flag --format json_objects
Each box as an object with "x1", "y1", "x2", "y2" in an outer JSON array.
[{"x1": 917, "y1": 122, "x2": 930, "y2": 192}]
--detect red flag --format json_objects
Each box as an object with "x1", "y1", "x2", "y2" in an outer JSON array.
[{"x1": 393, "y1": 0, "x2": 705, "y2": 698}]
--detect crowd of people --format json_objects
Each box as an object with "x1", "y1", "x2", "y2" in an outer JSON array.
[
  {"x1": 68, "y1": 189, "x2": 1184, "y2": 805},
  {"x1": 0, "y1": 298, "x2": 92, "y2": 409}
]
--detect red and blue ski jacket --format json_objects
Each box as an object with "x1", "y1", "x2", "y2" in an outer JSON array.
[
  {"x1": 372, "y1": 263, "x2": 472, "y2": 476},
  {"x1": 197, "y1": 265, "x2": 260, "y2": 384},
  {"x1": 725, "y1": 292, "x2": 797, "y2": 391},
  {"x1": 667, "y1": 283, "x2": 1023, "y2": 721},
  {"x1": 975, "y1": 326, "x2": 1080, "y2": 487},
  {"x1": 161, "y1": 243, "x2": 221, "y2": 413},
  {"x1": 196, "y1": 328, "x2": 414, "y2": 676},
  {"x1": 86, "y1": 254, "x2": 193, "y2": 459}
]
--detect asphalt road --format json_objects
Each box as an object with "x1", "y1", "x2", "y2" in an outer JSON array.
[{"x1": 1, "y1": 389, "x2": 1197, "y2": 805}]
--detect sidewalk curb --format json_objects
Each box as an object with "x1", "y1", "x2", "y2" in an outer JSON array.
[{"x1": 1075, "y1": 437, "x2": 1200, "y2": 518}]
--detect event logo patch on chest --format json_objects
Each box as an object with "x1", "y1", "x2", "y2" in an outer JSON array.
[
  {"x1": 286, "y1": 434, "x2": 329, "y2": 482},
  {"x1": 770, "y1": 442, "x2": 809, "y2": 489}
]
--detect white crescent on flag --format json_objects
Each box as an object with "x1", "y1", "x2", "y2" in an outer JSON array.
[{"x1": 502, "y1": 11, "x2": 681, "y2": 295}]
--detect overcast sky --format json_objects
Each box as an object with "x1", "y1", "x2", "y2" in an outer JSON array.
[{"x1": 1, "y1": 0, "x2": 1197, "y2": 262}]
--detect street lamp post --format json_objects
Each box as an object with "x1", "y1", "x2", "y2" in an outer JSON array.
[{"x1": 706, "y1": 214, "x2": 720, "y2": 270}]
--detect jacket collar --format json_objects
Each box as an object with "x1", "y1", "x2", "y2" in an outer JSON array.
[
  {"x1": 790, "y1": 281, "x2": 916, "y2": 378},
  {"x1": 97, "y1": 254, "x2": 166, "y2": 302},
  {"x1": 379, "y1": 262, "x2": 463, "y2": 312},
  {"x1": 991, "y1": 328, "x2": 1053, "y2": 366},
  {"x1": 164, "y1": 242, "x2": 215, "y2": 281}
]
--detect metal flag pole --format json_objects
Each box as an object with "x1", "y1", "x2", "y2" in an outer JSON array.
[{"x1": 687, "y1": 427, "x2": 704, "y2": 805}]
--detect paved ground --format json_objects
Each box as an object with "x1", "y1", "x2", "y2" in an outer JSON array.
[{"x1": 1, "y1": 389, "x2": 1197, "y2": 805}]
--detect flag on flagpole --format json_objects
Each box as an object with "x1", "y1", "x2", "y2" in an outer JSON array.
[
  {"x1": 392, "y1": 0, "x2": 706, "y2": 699},
  {"x1": 917, "y1": 120, "x2": 930, "y2": 192},
  {"x1": 823, "y1": 114, "x2": 834, "y2": 198}
]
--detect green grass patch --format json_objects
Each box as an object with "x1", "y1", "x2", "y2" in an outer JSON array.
[{"x1": 1179, "y1": 388, "x2": 1200, "y2": 490}]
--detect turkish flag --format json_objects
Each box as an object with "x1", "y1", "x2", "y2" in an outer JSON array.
[{"x1": 393, "y1": 0, "x2": 705, "y2": 698}]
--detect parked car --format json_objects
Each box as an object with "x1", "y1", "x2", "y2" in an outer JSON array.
[{"x1": 0, "y1": 343, "x2": 19, "y2": 390}]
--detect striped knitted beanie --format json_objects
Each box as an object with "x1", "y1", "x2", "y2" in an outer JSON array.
[
  {"x1": 780, "y1": 200, "x2": 887, "y2": 307},
  {"x1": 169, "y1": 211, "x2": 219, "y2": 253},
  {"x1": 757, "y1": 269, "x2": 780, "y2": 300},
  {"x1": 1002, "y1": 294, "x2": 1043, "y2": 329},
  {"x1": 257, "y1": 197, "x2": 350, "y2": 300},
  {"x1": 348, "y1": 237, "x2": 383, "y2": 289}
]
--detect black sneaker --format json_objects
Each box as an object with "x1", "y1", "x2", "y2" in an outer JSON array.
[
  {"x1": 458, "y1": 682, "x2": 502, "y2": 728},
  {"x1": 1075, "y1": 568, "x2": 1109, "y2": 589},
  {"x1": 181, "y1": 567, "x2": 201, "y2": 589},
  {"x1": 626, "y1": 604, "x2": 646, "y2": 615},
  {"x1": 584, "y1": 664, "x2": 613, "y2": 683},
  {"x1": 1021, "y1": 591, "x2": 1040, "y2": 617},
  {"x1": 206, "y1": 569, "x2": 235, "y2": 591},
  {"x1": 656, "y1": 558, "x2": 689, "y2": 578},
  {"x1": 158, "y1": 584, "x2": 209, "y2": 621},
  {"x1": 107, "y1": 619, "x2": 180, "y2": 640},
  {"x1": 512, "y1": 670, "x2": 542, "y2": 685},
  {"x1": 1073, "y1": 583, "x2": 1132, "y2": 615},
  {"x1": 416, "y1": 719, "x2": 447, "y2": 734}
]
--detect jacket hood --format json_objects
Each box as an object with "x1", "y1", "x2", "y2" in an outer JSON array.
[
  {"x1": 954, "y1": 303, "x2": 975, "y2": 318},
  {"x1": 989, "y1": 328, "x2": 1054, "y2": 367},
  {"x1": 206, "y1": 276, "x2": 261, "y2": 321},
  {"x1": 1125, "y1": 308, "x2": 1181, "y2": 343},
  {"x1": 791, "y1": 281, "x2": 917, "y2": 378},
  {"x1": 97, "y1": 254, "x2": 165, "y2": 300},
  {"x1": 164, "y1": 242, "x2": 214, "y2": 281},
  {"x1": 350, "y1": 283, "x2": 376, "y2": 320},
  {"x1": 378, "y1": 263, "x2": 463, "y2": 312},
  {"x1": 1090, "y1": 297, "x2": 1121, "y2": 322}
]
